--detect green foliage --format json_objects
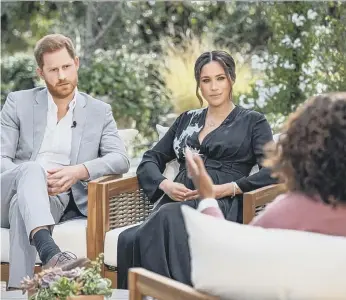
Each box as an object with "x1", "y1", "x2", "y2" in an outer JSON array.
[
  {"x1": 78, "y1": 48, "x2": 172, "y2": 140},
  {"x1": 1, "y1": 1, "x2": 272, "y2": 56},
  {"x1": 161, "y1": 35, "x2": 256, "y2": 113},
  {"x1": 79, "y1": 254, "x2": 112, "y2": 296},
  {"x1": 238, "y1": 1, "x2": 346, "y2": 130},
  {"x1": 2, "y1": 0, "x2": 345, "y2": 138},
  {"x1": 21, "y1": 254, "x2": 112, "y2": 300},
  {"x1": 120, "y1": 1, "x2": 229, "y2": 52},
  {"x1": 213, "y1": 2, "x2": 272, "y2": 53},
  {"x1": 1, "y1": 53, "x2": 39, "y2": 106},
  {"x1": 1, "y1": 2, "x2": 60, "y2": 54},
  {"x1": 1, "y1": 0, "x2": 273, "y2": 136},
  {"x1": 241, "y1": 2, "x2": 318, "y2": 115},
  {"x1": 312, "y1": 2, "x2": 346, "y2": 92},
  {"x1": 49, "y1": 277, "x2": 81, "y2": 300}
]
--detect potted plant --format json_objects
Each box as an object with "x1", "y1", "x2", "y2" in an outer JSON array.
[{"x1": 21, "y1": 254, "x2": 112, "y2": 300}]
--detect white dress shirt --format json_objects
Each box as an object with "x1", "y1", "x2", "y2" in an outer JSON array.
[{"x1": 36, "y1": 90, "x2": 77, "y2": 171}]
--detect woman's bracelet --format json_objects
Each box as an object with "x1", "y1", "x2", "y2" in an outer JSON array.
[
  {"x1": 230, "y1": 182, "x2": 243, "y2": 197},
  {"x1": 231, "y1": 182, "x2": 236, "y2": 197}
]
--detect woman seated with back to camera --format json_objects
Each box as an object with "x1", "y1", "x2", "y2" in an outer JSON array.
[
  {"x1": 117, "y1": 50, "x2": 277, "y2": 288},
  {"x1": 191, "y1": 92, "x2": 346, "y2": 235}
]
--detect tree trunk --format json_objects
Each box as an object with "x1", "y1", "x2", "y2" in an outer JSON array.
[{"x1": 83, "y1": 1, "x2": 94, "y2": 65}]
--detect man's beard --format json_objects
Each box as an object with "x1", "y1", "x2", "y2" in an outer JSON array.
[{"x1": 46, "y1": 78, "x2": 78, "y2": 99}]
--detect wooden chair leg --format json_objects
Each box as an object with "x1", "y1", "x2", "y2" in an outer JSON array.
[
  {"x1": 1, "y1": 263, "x2": 10, "y2": 284},
  {"x1": 1, "y1": 263, "x2": 42, "y2": 286},
  {"x1": 128, "y1": 270, "x2": 143, "y2": 300},
  {"x1": 243, "y1": 193, "x2": 256, "y2": 224},
  {"x1": 104, "y1": 268, "x2": 117, "y2": 289},
  {"x1": 128, "y1": 268, "x2": 217, "y2": 300}
]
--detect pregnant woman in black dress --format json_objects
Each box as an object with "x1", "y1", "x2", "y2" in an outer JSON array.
[{"x1": 117, "y1": 50, "x2": 276, "y2": 288}]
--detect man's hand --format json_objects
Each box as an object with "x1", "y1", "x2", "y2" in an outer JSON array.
[
  {"x1": 185, "y1": 148, "x2": 215, "y2": 199},
  {"x1": 47, "y1": 165, "x2": 89, "y2": 196},
  {"x1": 159, "y1": 179, "x2": 196, "y2": 202}
]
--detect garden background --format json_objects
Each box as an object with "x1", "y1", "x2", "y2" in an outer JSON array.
[{"x1": 2, "y1": 1, "x2": 346, "y2": 155}]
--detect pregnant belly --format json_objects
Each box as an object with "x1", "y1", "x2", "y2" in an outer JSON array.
[{"x1": 174, "y1": 168, "x2": 244, "y2": 188}]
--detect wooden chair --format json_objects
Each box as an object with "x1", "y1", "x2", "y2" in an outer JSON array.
[
  {"x1": 129, "y1": 267, "x2": 218, "y2": 300},
  {"x1": 88, "y1": 175, "x2": 286, "y2": 287},
  {"x1": 0, "y1": 173, "x2": 286, "y2": 286},
  {"x1": 0, "y1": 174, "x2": 121, "y2": 285}
]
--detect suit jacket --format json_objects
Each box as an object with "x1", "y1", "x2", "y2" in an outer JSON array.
[{"x1": 1, "y1": 87, "x2": 130, "y2": 215}]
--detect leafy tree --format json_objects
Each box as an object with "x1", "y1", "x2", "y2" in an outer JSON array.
[
  {"x1": 313, "y1": 1, "x2": 346, "y2": 92},
  {"x1": 238, "y1": 1, "x2": 346, "y2": 132},
  {"x1": 1, "y1": 53, "x2": 38, "y2": 105},
  {"x1": 78, "y1": 49, "x2": 172, "y2": 140},
  {"x1": 1, "y1": 2, "x2": 60, "y2": 54},
  {"x1": 4, "y1": 1, "x2": 345, "y2": 139},
  {"x1": 213, "y1": 1, "x2": 272, "y2": 53},
  {"x1": 2, "y1": 1, "x2": 273, "y2": 57}
]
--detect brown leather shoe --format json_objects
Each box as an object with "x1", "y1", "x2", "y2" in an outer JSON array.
[{"x1": 43, "y1": 251, "x2": 91, "y2": 271}]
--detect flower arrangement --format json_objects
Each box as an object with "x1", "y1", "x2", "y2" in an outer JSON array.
[{"x1": 21, "y1": 254, "x2": 112, "y2": 300}]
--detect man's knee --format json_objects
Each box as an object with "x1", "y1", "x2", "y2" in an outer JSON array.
[
  {"x1": 8, "y1": 196, "x2": 20, "y2": 224},
  {"x1": 19, "y1": 162, "x2": 45, "y2": 176}
]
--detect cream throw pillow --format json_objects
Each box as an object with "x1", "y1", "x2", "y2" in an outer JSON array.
[
  {"x1": 117, "y1": 129, "x2": 139, "y2": 177},
  {"x1": 182, "y1": 205, "x2": 346, "y2": 300},
  {"x1": 118, "y1": 128, "x2": 138, "y2": 149},
  {"x1": 156, "y1": 124, "x2": 179, "y2": 180}
]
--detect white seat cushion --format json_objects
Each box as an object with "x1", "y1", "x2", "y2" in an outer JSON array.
[
  {"x1": 1, "y1": 218, "x2": 87, "y2": 264},
  {"x1": 182, "y1": 206, "x2": 346, "y2": 300},
  {"x1": 104, "y1": 223, "x2": 141, "y2": 267}
]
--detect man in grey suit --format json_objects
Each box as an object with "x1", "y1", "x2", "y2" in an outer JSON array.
[{"x1": 1, "y1": 34, "x2": 130, "y2": 288}]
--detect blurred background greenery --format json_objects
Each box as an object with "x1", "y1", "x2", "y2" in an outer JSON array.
[{"x1": 1, "y1": 1, "x2": 346, "y2": 149}]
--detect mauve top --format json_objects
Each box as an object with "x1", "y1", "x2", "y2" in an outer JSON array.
[{"x1": 251, "y1": 192, "x2": 346, "y2": 237}]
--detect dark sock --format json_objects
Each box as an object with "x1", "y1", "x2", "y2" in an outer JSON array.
[{"x1": 32, "y1": 229, "x2": 61, "y2": 265}]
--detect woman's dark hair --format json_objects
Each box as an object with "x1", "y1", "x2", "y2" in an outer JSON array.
[
  {"x1": 264, "y1": 92, "x2": 346, "y2": 205},
  {"x1": 194, "y1": 51, "x2": 236, "y2": 106}
]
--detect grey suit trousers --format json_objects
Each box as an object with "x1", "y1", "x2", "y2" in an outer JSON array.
[{"x1": 0, "y1": 161, "x2": 69, "y2": 287}]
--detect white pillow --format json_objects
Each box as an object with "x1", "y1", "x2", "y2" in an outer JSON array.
[
  {"x1": 117, "y1": 129, "x2": 139, "y2": 177},
  {"x1": 156, "y1": 124, "x2": 180, "y2": 180},
  {"x1": 182, "y1": 205, "x2": 346, "y2": 300},
  {"x1": 249, "y1": 133, "x2": 281, "y2": 175},
  {"x1": 273, "y1": 133, "x2": 281, "y2": 142},
  {"x1": 118, "y1": 128, "x2": 138, "y2": 149},
  {"x1": 249, "y1": 164, "x2": 259, "y2": 175}
]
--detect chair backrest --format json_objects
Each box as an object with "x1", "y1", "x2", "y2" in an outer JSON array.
[
  {"x1": 87, "y1": 176, "x2": 285, "y2": 261},
  {"x1": 88, "y1": 176, "x2": 153, "y2": 234},
  {"x1": 129, "y1": 268, "x2": 218, "y2": 300},
  {"x1": 106, "y1": 177, "x2": 153, "y2": 230}
]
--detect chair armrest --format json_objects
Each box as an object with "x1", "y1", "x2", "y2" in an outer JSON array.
[
  {"x1": 103, "y1": 175, "x2": 153, "y2": 229},
  {"x1": 90, "y1": 174, "x2": 123, "y2": 184},
  {"x1": 129, "y1": 268, "x2": 218, "y2": 300},
  {"x1": 87, "y1": 174, "x2": 122, "y2": 260},
  {"x1": 243, "y1": 184, "x2": 287, "y2": 224},
  {"x1": 87, "y1": 175, "x2": 153, "y2": 261}
]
